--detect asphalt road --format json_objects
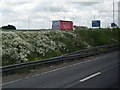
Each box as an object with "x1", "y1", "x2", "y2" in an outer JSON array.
[{"x1": 2, "y1": 51, "x2": 119, "y2": 88}]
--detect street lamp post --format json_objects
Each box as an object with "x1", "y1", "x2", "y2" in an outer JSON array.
[{"x1": 113, "y1": 0, "x2": 115, "y2": 24}]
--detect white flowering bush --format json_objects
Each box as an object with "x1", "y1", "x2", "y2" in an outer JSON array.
[
  {"x1": 2, "y1": 28, "x2": 120, "y2": 66},
  {"x1": 2, "y1": 30, "x2": 88, "y2": 66}
]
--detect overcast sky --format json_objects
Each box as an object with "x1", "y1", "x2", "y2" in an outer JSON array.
[{"x1": 0, "y1": 0, "x2": 119, "y2": 29}]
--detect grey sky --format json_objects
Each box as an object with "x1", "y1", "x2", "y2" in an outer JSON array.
[{"x1": 0, "y1": 0, "x2": 119, "y2": 29}]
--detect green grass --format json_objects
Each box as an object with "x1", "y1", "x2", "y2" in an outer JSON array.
[{"x1": 73, "y1": 28, "x2": 120, "y2": 47}]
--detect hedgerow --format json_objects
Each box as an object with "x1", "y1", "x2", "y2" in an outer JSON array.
[{"x1": 2, "y1": 28, "x2": 120, "y2": 66}]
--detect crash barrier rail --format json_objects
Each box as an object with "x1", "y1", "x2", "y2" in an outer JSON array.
[{"x1": 1, "y1": 43, "x2": 120, "y2": 73}]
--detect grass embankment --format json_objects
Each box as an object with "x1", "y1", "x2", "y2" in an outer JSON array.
[{"x1": 2, "y1": 28, "x2": 120, "y2": 66}]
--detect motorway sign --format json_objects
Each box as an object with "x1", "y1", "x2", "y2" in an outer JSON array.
[
  {"x1": 111, "y1": 23, "x2": 117, "y2": 27},
  {"x1": 92, "y1": 20, "x2": 101, "y2": 27}
]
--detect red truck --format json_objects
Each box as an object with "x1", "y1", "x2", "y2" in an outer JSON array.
[{"x1": 52, "y1": 20, "x2": 73, "y2": 30}]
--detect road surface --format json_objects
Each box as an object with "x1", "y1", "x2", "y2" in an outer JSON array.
[{"x1": 2, "y1": 51, "x2": 119, "y2": 88}]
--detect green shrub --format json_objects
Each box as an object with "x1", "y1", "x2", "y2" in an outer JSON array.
[{"x1": 2, "y1": 28, "x2": 120, "y2": 66}]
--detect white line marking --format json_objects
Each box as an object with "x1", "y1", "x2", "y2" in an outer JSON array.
[
  {"x1": 2, "y1": 54, "x2": 112, "y2": 85},
  {"x1": 2, "y1": 79, "x2": 22, "y2": 85},
  {"x1": 80, "y1": 72, "x2": 101, "y2": 82}
]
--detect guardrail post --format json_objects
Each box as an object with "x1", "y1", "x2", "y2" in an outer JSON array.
[
  {"x1": 102, "y1": 48, "x2": 105, "y2": 53},
  {"x1": 73, "y1": 58, "x2": 75, "y2": 61},
  {"x1": 32, "y1": 66, "x2": 35, "y2": 70},
  {"x1": 48, "y1": 63, "x2": 51, "y2": 67},
  {"x1": 4, "y1": 71, "x2": 9, "y2": 76},
  {"x1": 107, "y1": 47, "x2": 110, "y2": 52}
]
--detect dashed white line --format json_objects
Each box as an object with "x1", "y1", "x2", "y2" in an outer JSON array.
[
  {"x1": 80, "y1": 72, "x2": 101, "y2": 82},
  {"x1": 2, "y1": 79, "x2": 22, "y2": 85},
  {"x1": 2, "y1": 54, "x2": 111, "y2": 86}
]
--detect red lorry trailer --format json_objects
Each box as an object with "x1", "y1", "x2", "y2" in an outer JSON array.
[{"x1": 52, "y1": 20, "x2": 73, "y2": 30}]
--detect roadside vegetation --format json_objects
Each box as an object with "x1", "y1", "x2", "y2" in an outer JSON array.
[{"x1": 2, "y1": 28, "x2": 120, "y2": 66}]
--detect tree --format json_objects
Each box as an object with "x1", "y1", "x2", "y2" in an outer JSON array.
[{"x1": 2, "y1": 25, "x2": 16, "y2": 30}]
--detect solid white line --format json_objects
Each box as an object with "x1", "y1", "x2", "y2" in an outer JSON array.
[
  {"x1": 2, "y1": 54, "x2": 111, "y2": 85},
  {"x1": 80, "y1": 72, "x2": 101, "y2": 82}
]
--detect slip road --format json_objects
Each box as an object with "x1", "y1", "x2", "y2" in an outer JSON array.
[{"x1": 2, "y1": 51, "x2": 119, "y2": 88}]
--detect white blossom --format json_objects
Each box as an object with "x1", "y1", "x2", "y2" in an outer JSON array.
[{"x1": 2, "y1": 30, "x2": 87, "y2": 65}]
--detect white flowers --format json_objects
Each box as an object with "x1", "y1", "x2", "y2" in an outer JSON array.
[
  {"x1": 2, "y1": 30, "x2": 88, "y2": 65},
  {"x1": 83, "y1": 41, "x2": 92, "y2": 49}
]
